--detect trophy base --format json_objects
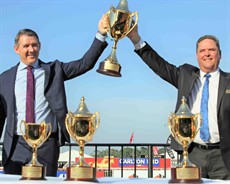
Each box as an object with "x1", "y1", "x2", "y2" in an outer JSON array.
[
  {"x1": 20, "y1": 165, "x2": 46, "y2": 180},
  {"x1": 97, "y1": 61, "x2": 121, "y2": 77},
  {"x1": 169, "y1": 167, "x2": 203, "y2": 183},
  {"x1": 65, "y1": 166, "x2": 98, "y2": 182}
]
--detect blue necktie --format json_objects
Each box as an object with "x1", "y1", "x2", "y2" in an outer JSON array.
[
  {"x1": 200, "y1": 73, "x2": 211, "y2": 142},
  {"x1": 26, "y1": 66, "x2": 35, "y2": 123}
]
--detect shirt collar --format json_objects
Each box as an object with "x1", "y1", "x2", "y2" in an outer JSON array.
[
  {"x1": 200, "y1": 68, "x2": 220, "y2": 79},
  {"x1": 18, "y1": 60, "x2": 40, "y2": 71}
]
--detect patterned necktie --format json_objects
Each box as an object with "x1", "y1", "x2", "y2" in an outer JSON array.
[
  {"x1": 26, "y1": 66, "x2": 35, "y2": 123},
  {"x1": 200, "y1": 73, "x2": 211, "y2": 142}
]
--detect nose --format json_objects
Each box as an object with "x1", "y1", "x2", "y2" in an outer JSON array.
[
  {"x1": 28, "y1": 45, "x2": 35, "y2": 52},
  {"x1": 204, "y1": 50, "x2": 210, "y2": 56}
]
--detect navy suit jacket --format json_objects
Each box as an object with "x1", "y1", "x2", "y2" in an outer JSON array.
[
  {"x1": 0, "y1": 38, "x2": 108, "y2": 165},
  {"x1": 135, "y1": 42, "x2": 230, "y2": 171}
]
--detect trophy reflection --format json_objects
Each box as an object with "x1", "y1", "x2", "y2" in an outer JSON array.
[
  {"x1": 65, "y1": 97, "x2": 100, "y2": 182},
  {"x1": 97, "y1": 0, "x2": 138, "y2": 77},
  {"x1": 168, "y1": 96, "x2": 203, "y2": 183},
  {"x1": 20, "y1": 121, "x2": 52, "y2": 180}
]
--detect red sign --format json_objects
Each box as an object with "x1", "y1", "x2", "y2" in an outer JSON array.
[{"x1": 78, "y1": 157, "x2": 171, "y2": 169}]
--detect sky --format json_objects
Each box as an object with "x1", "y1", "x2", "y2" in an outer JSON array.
[{"x1": 0, "y1": 0, "x2": 229, "y2": 145}]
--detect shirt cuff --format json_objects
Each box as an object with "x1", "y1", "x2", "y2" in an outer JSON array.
[
  {"x1": 134, "y1": 38, "x2": 146, "y2": 50},
  {"x1": 96, "y1": 32, "x2": 107, "y2": 42}
]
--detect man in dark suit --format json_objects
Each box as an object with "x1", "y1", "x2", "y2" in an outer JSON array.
[
  {"x1": 0, "y1": 14, "x2": 109, "y2": 176},
  {"x1": 127, "y1": 25, "x2": 230, "y2": 179}
]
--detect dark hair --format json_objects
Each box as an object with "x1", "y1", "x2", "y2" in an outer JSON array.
[
  {"x1": 14, "y1": 29, "x2": 40, "y2": 46},
  {"x1": 196, "y1": 35, "x2": 221, "y2": 55}
]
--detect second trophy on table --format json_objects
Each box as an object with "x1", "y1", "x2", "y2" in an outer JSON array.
[
  {"x1": 168, "y1": 96, "x2": 203, "y2": 183},
  {"x1": 65, "y1": 97, "x2": 100, "y2": 182}
]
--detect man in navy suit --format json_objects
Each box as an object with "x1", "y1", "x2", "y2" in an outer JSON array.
[
  {"x1": 127, "y1": 25, "x2": 230, "y2": 179},
  {"x1": 0, "y1": 14, "x2": 109, "y2": 176}
]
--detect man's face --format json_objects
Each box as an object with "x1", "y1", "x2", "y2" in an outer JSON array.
[
  {"x1": 14, "y1": 34, "x2": 40, "y2": 65},
  {"x1": 196, "y1": 38, "x2": 221, "y2": 73}
]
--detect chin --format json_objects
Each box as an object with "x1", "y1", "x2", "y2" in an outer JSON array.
[{"x1": 28, "y1": 60, "x2": 37, "y2": 64}]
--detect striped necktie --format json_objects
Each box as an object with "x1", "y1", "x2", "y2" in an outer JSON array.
[
  {"x1": 200, "y1": 73, "x2": 211, "y2": 142},
  {"x1": 26, "y1": 66, "x2": 35, "y2": 123}
]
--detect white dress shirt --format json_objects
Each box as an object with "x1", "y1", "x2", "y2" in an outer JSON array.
[
  {"x1": 189, "y1": 69, "x2": 220, "y2": 144},
  {"x1": 15, "y1": 61, "x2": 56, "y2": 135}
]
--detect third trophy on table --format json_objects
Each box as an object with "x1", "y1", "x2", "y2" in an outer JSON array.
[
  {"x1": 65, "y1": 97, "x2": 100, "y2": 182},
  {"x1": 168, "y1": 96, "x2": 203, "y2": 183}
]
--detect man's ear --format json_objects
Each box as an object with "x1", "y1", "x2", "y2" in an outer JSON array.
[{"x1": 14, "y1": 45, "x2": 19, "y2": 54}]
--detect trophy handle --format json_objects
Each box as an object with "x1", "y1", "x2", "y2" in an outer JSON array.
[
  {"x1": 125, "y1": 11, "x2": 138, "y2": 36},
  {"x1": 105, "y1": 8, "x2": 113, "y2": 39},
  {"x1": 45, "y1": 122, "x2": 52, "y2": 140},
  {"x1": 65, "y1": 112, "x2": 77, "y2": 142},
  {"x1": 168, "y1": 113, "x2": 176, "y2": 136},
  {"x1": 94, "y1": 112, "x2": 100, "y2": 129},
  {"x1": 65, "y1": 113, "x2": 72, "y2": 134},
  {"x1": 193, "y1": 113, "x2": 202, "y2": 137},
  {"x1": 39, "y1": 121, "x2": 52, "y2": 146},
  {"x1": 20, "y1": 120, "x2": 27, "y2": 139}
]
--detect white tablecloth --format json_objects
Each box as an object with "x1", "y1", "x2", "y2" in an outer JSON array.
[{"x1": 0, "y1": 174, "x2": 229, "y2": 183}]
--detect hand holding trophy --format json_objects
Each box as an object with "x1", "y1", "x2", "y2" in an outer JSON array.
[
  {"x1": 97, "y1": 0, "x2": 138, "y2": 77},
  {"x1": 20, "y1": 121, "x2": 52, "y2": 180},
  {"x1": 168, "y1": 96, "x2": 203, "y2": 183},
  {"x1": 65, "y1": 97, "x2": 100, "y2": 182}
]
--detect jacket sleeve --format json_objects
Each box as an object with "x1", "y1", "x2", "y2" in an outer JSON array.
[
  {"x1": 0, "y1": 95, "x2": 6, "y2": 138},
  {"x1": 61, "y1": 38, "x2": 108, "y2": 81}
]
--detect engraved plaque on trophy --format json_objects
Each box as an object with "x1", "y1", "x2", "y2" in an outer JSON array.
[
  {"x1": 168, "y1": 96, "x2": 203, "y2": 183},
  {"x1": 65, "y1": 97, "x2": 100, "y2": 182}
]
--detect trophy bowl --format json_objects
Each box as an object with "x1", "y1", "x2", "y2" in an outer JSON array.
[
  {"x1": 97, "y1": 0, "x2": 138, "y2": 77},
  {"x1": 168, "y1": 96, "x2": 203, "y2": 183},
  {"x1": 65, "y1": 97, "x2": 100, "y2": 182},
  {"x1": 20, "y1": 121, "x2": 52, "y2": 180}
]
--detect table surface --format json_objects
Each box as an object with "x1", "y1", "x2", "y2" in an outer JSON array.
[{"x1": 0, "y1": 174, "x2": 229, "y2": 184}]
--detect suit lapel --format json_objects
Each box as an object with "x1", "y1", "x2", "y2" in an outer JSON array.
[
  {"x1": 188, "y1": 71, "x2": 200, "y2": 95},
  {"x1": 8, "y1": 65, "x2": 18, "y2": 109},
  {"x1": 39, "y1": 60, "x2": 50, "y2": 94},
  {"x1": 184, "y1": 70, "x2": 199, "y2": 101},
  {"x1": 217, "y1": 70, "x2": 229, "y2": 111}
]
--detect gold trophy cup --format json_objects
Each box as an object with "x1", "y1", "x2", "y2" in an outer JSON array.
[
  {"x1": 20, "y1": 121, "x2": 52, "y2": 180},
  {"x1": 97, "y1": 0, "x2": 138, "y2": 77},
  {"x1": 65, "y1": 97, "x2": 100, "y2": 182},
  {"x1": 168, "y1": 97, "x2": 203, "y2": 183}
]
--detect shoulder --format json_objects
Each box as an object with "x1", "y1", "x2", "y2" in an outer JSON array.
[
  {"x1": 179, "y1": 63, "x2": 198, "y2": 71},
  {"x1": 39, "y1": 59, "x2": 64, "y2": 69},
  {"x1": 219, "y1": 69, "x2": 230, "y2": 78},
  {"x1": 178, "y1": 64, "x2": 199, "y2": 78},
  {"x1": 0, "y1": 64, "x2": 18, "y2": 78}
]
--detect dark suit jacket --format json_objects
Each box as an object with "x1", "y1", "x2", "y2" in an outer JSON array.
[
  {"x1": 0, "y1": 38, "x2": 108, "y2": 165},
  {"x1": 135, "y1": 42, "x2": 230, "y2": 171}
]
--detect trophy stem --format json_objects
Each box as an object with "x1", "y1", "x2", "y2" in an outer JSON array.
[
  {"x1": 78, "y1": 140, "x2": 89, "y2": 167},
  {"x1": 181, "y1": 140, "x2": 193, "y2": 167},
  {"x1": 109, "y1": 43, "x2": 118, "y2": 63},
  {"x1": 30, "y1": 146, "x2": 42, "y2": 166},
  {"x1": 79, "y1": 141, "x2": 84, "y2": 167},
  {"x1": 112, "y1": 40, "x2": 118, "y2": 49},
  {"x1": 32, "y1": 146, "x2": 37, "y2": 165},
  {"x1": 96, "y1": 40, "x2": 121, "y2": 77}
]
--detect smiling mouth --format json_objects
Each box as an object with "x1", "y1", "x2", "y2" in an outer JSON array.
[{"x1": 28, "y1": 55, "x2": 36, "y2": 58}]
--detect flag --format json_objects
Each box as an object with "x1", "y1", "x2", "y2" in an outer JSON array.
[
  {"x1": 129, "y1": 132, "x2": 134, "y2": 143},
  {"x1": 153, "y1": 146, "x2": 159, "y2": 155}
]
